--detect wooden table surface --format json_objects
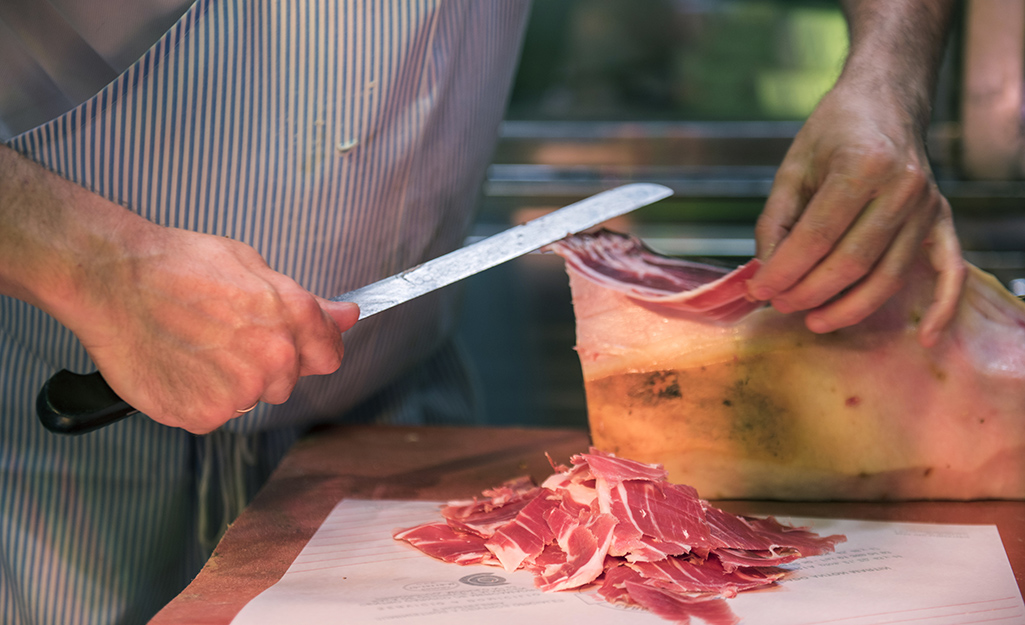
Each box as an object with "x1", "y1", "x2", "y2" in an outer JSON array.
[{"x1": 149, "y1": 425, "x2": 1025, "y2": 624}]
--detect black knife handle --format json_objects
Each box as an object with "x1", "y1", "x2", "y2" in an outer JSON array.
[{"x1": 36, "y1": 370, "x2": 138, "y2": 435}]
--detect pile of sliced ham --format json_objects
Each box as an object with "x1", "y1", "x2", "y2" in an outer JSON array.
[{"x1": 395, "y1": 449, "x2": 845, "y2": 624}]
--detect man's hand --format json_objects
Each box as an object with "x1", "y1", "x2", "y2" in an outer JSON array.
[
  {"x1": 747, "y1": 81, "x2": 964, "y2": 347},
  {"x1": 65, "y1": 222, "x2": 360, "y2": 434},
  {"x1": 1, "y1": 144, "x2": 358, "y2": 434},
  {"x1": 746, "y1": 0, "x2": 963, "y2": 348}
]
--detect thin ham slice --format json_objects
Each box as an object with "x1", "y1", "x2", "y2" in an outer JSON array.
[
  {"x1": 395, "y1": 450, "x2": 845, "y2": 624},
  {"x1": 599, "y1": 565, "x2": 741, "y2": 625},
  {"x1": 623, "y1": 580, "x2": 741, "y2": 625},
  {"x1": 536, "y1": 511, "x2": 618, "y2": 591},
  {"x1": 392, "y1": 522, "x2": 494, "y2": 566},
  {"x1": 550, "y1": 229, "x2": 763, "y2": 322},
  {"x1": 703, "y1": 504, "x2": 839, "y2": 555},
  {"x1": 442, "y1": 477, "x2": 541, "y2": 538},
  {"x1": 628, "y1": 556, "x2": 785, "y2": 597},
  {"x1": 485, "y1": 489, "x2": 561, "y2": 571}
]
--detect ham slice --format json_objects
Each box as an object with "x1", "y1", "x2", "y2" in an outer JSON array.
[
  {"x1": 395, "y1": 450, "x2": 844, "y2": 624},
  {"x1": 392, "y1": 522, "x2": 495, "y2": 566},
  {"x1": 551, "y1": 230, "x2": 763, "y2": 322},
  {"x1": 548, "y1": 230, "x2": 1025, "y2": 500}
]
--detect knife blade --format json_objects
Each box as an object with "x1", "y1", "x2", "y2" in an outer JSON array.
[
  {"x1": 333, "y1": 182, "x2": 673, "y2": 319},
  {"x1": 36, "y1": 183, "x2": 673, "y2": 434}
]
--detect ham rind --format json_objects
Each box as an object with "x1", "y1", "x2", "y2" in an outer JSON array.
[
  {"x1": 550, "y1": 229, "x2": 1025, "y2": 500},
  {"x1": 393, "y1": 522, "x2": 494, "y2": 565}
]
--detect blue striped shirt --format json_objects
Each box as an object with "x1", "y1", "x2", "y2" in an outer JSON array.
[{"x1": 0, "y1": 1, "x2": 530, "y2": 622}]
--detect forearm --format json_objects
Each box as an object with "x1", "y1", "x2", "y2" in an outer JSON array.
[
  {"x1": 0, "y1": 143, "x2": 137, "y2": 317},
  {"x1": 839, "y1": 0, "x2": 957, "y2": 129}
]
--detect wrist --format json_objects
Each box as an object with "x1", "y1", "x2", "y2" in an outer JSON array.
[{"x1": 838, "y1": 0, "x2": 955, "y2": 131}]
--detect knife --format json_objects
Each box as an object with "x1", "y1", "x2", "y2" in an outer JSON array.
[{"x1": 36, "y1": 182, "x2": 672, "y2": 435}]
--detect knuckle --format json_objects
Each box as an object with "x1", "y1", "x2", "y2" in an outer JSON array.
[
  {"x1": 896, "y1": 170, "x2": 932, "y2": 208},
  {"x1": 794, "y1": 222, "x2": 837, "y2": 257},
  {"x1": 261, "y1": 384, "x2": 295, "y2": 406},
  {"x1": 291, "y1": 293, "x2": 325, "y2": 324},
  {"x1": 262, "y1": 336, "x2": 300, "y2": 373},
  {"x1": 834, "y1": 259, "x2": 872, "y2": 285},
  {"x1": 303, "y1": 343, "x2": 344, "y2": 377},
  {"x1": 848, "y1": 140, "x2": 900, "y2": 176}
]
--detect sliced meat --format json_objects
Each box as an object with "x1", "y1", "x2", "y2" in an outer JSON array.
[
  {"x1": 535, "y1": 511, "x2": 618, "y2": 591},
  {"x1": 586, "y1": 447, "x2": 670, "y2": 482},
  {"x1": 392, "y1": 522, "x2": 494, "y2": 565},
  {"x1": 395, "y1": 449, "x2": 845, "y2": 624},
  {"x1": 442, "y1": 477, "x2": 541, "y2": 538},
  {"x1": 485, "y1": 489, "x2": 561, "y2": 571},
  {"x1": 703, "y1": 504, "x2": 844, "y2": 557},
  {"x1": 604, "y1": 479, "x2": 712, "y2": 558},
  {"x1": 549, "y1": 229, "x2": 763, "y2": 322},
  {"x1": 623, "y1": 580, "x2": 741, "y2": 625},
  {"x1": 630, "y1": 556, "x2": 784, "y2": 598}
]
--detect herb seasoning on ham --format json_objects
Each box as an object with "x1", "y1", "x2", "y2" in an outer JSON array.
[
  {"x1": 395, "y1": 450, "x2": 844, "y2": 625},
  {"x1": 548, "y1": 230, "x2": 1025, "y2": 501}
]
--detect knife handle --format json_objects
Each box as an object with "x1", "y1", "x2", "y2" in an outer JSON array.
[{"x1": 36, "y1": 370, "x2": 138, "y2": 435}]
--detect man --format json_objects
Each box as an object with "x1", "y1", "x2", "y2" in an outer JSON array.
[
  {"x1": 1, "y1": 1, "x2": 531, "y2": 622},
  {"x1": 0, "y1": 0, "x2": 959, "y2": 623}
]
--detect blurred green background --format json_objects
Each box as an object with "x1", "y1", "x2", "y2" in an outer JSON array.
[{"x1": 508, "y1": 0, "x2": 850, "y2": 122}]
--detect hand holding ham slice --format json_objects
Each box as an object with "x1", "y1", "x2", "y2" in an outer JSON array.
[{"x1": 549, "y1": 230, "x2": 1025, "y2": 500}]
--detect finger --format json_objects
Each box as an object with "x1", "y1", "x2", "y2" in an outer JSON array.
[
  {"x1": 800, "y1": 214, "x2": 926, "y2": 333},
  {"x1": 259, "y1": 346, "x2": 301, "y2": 405},
  {"x1": 749, "y1": 171, "x2": 874, "y2": 301},
  {"x1": 754, "y1": 166, "x2": 809, "y2": 260},
  {"x1": 321, "y1": 299, "x2": 360, "y2": 332},
  {"x1": 917, "y1": 208, "x2": 965, "y2": 347},
  {"x1": 769, "y1": 172, "x2": 930, "y2": 313},
  {"x1": 293, "y1": 297, "x2": 348, "y2": 378}
]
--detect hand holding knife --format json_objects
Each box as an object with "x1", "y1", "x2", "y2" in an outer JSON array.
[{"x1": 36, "y1": 183, "x2": 672, "y2": 434}]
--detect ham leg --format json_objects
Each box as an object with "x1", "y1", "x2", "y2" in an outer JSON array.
[{"x1": 549, "y1": 230, "x2": 1025, "y2": 500}]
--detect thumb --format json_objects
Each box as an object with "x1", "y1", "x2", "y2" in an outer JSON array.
[{"x1": 320, "y1": 299, "x2": 361, "y2": 332}]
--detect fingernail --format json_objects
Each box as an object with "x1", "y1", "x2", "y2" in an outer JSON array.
[{"x1": 749, "y1": 285, "x2": 775, "y2": 301}]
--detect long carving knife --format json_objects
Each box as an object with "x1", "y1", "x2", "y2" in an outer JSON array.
[{"x1": 37, "y1": 183, "x2": 673, "y2": 434}]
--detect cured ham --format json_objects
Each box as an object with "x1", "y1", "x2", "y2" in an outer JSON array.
[
  {"x1": 395, "y1": 450, "x2": 844, "y2": 624},
  {"x1": 392, "y1": 522, "x2": 494, "y2": 566},
  {"x1": 548, "y1": 230, "x2": 1025, "y2": 500}
]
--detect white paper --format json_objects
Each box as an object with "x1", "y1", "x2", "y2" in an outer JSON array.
[{"x1": 230, "y1": 499, "x2": 1025, "y2": 625}]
